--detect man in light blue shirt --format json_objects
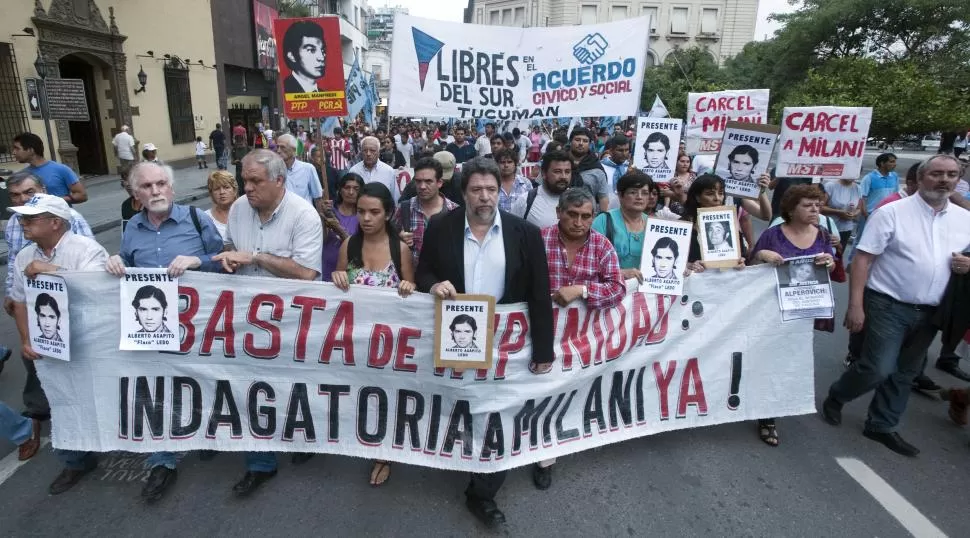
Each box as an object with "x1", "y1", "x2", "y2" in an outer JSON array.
[
  {"x1": 859, "y1": 152, "x2": 899, "y2": 213},
  {"x1": 275, "y1": 133, "x2": 324, "y2": 211},
  {"x1": 104, "y1": 161, "x2": 223, "y2": 503},
  {"x1": 11, "y1": 132, "x2": 88, "y2": 204}
]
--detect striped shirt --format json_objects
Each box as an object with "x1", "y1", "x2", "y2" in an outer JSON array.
[{"x1": 329, "y1": 138, "x2": 352, "y2": 170}]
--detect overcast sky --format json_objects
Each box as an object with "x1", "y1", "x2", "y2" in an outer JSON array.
[{"x1": 374, "y1": 0, "x2": 800, "y2": 41}]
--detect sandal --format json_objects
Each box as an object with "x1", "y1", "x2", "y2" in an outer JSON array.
[
  {"x1": 369, "y1": 460, "x2": 391, "y2": 487},
  {"x1": 758, "y1": 419, "x2": 779, "y2": 447}
]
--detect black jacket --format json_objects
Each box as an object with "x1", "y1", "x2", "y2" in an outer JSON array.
[
  {"x1": 416, "y1": 209, "x2": 554, "y2": 364},
  {"x1": 933, "y1": 272, "x2": 970, "y2": 353}
]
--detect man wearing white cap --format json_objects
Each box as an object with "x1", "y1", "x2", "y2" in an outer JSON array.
[
  {"x1": 7, "y1": 193, "x2": 108, "y2": 495},
  {"x1": 142, "y1": 143, "x2": 160, "y2": 163}
]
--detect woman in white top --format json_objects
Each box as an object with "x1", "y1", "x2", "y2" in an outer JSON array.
[{"x1": 204, "y1": 170, "x2": 237, "y2": 243}]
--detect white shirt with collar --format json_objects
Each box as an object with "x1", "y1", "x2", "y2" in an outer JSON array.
[
  {"x1": 463, "y1": 211, "x2": 506, "y2": 299},
  {"x1": 285, "y1": 159, "x2": 323, "y2": 205},
  {"x1": 348, "y1": 159, "x2": 400, "y2": 203},
  {"x1": 857, "y1": 193, "x2": 970, "y2": 305},
  {"x1": 225, "y1": 190, "x2": 324, "y2": 279},
  {"x1": 475, "y1": 134, "x2": 491, "y2": 157},
  {"x1": 11, "y1": 232, "x2": 108, "y2": 302}
]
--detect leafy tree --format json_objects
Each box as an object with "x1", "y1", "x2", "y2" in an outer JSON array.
[
  {"x1": 278, "y1": 0, "x2": 313, "y2": 18},
  {"x1": 640, "y1": 47, "x2": 726, "y2": 119},
  {"x1": 781, "y1": 57, "x2": 970, "y2": 140}
]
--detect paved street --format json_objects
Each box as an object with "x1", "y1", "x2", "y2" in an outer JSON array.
[{"x1": 0, "y1": 152, "x2": 967, "y2": 537}]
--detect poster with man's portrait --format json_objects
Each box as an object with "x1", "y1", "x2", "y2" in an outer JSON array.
[
  {"x1": 273, "y1": 16, "x2": 348, "y2": 118},
  {"x1": 633, "y1": 116, "x2": 683, "y2": 185},
  {"x1": 434, "y1": 295, "x2": 496, "y2": 369},
  {"x1": 640, "y1": 219, "x2": 692, "y2": 296},
  {"x1": 714, "y1": 122, "x2": 780, "y2": 200},
  {"x1": 25, "y1": 274, "x2": 70, "y2": 361},
  {"x1": 696, "y1": 206, "x2": 742, "y2": 268},
  {"x1": 775, "y1": 256, "x2": 834, "y2": 321},
  {"x1": 119, "y1": 269, "x2": 179, "y2": 351}
]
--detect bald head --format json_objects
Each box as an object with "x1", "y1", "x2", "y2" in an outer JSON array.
[{"x1": 121, "y1": 125, "x2": 129, "y2": 132}]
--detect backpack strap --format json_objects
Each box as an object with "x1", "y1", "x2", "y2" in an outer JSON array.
[
  {"x1": 188, "y1": 205, "x2": 206, "y2": 251},
  {"x1": 604, "y1": 211, "x2": 616, "y2": 244},
  {"x1": 524, "y1": 188, "x2": 539, "y2": 220}
]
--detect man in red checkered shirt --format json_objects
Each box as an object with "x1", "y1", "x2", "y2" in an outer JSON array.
[
  {"x1": 534, "y1": 186, "x2": 625, "y2": 491},
  {"x1": 328, "y1": 127, "x2": 353, "y2": 173},
  {"x1": 393, "y1": 157, "x2": 458, "y2": 264}
]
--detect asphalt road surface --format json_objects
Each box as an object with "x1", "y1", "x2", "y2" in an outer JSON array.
[{"x1": 1, "y1": 153, "x2": 967, "y2": 537}]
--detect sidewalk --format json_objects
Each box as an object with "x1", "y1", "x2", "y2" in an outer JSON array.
[{"x1": 0, "y1": 165, "x2": 214, "y2": 262}]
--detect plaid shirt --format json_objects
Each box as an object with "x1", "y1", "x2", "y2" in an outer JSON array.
[
  {"x1": 498, "y1": 174, "x2": 533, "y2": 212},
  {"x1": 5, "y1": 211, "x2": 95, "y2": 297},
  {"x1": 329, "y1": 137, "x2": 352, "y2": 170},
  {"x1": 541, "y1": 225, "x2": 625, "y2": 309},
  {"x1": 393, "y1": 195, "x2": 459, "y2": 264}
]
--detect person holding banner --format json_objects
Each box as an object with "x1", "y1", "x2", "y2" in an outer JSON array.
[
  {"x1": 416, "y1": 157, "x2": 554, "y2": 529},
  {"x1": 104, "y1": 162, "x2": 226, "y2": 502},
  {"x1": 8, "y1": 194, "x2": 108, "y2": 494},
  {"x1": 823, "y1": 155, "x2": 970, "y2": 457},
  {"x1": 322, "y1": 173, "x2": 363, "y2": 282},
  {"x1": 592, "y1": 172, "x2": 651, "y2": 281},
  {"x1": 750, "y1": 184, "x2": 836, "y2": 446},
  {"x1": 213, "y1": 150, "x2": 324, "y2": 494},
  {"x1": 332, "y1": 182, "x2": 415, "y2": 486}
]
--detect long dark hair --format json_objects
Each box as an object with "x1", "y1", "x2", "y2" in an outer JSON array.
[
  {"x1": 681, "y1": 173, "x2": 725, "y2": 222},
  {"x1": 335, "y1": 172, "x2": 364, "y2": 205},
  {"x1": 347, "y1": 182, "x2": 402, "y2": 270}
]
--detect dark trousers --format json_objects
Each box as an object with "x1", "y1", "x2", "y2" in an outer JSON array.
[
  {"x1": 829, "y1": 289, "x2": 938, "y2": 432},
  {"x1": 235, "y1": 161, "x2": 245, "y2": 196},
  {"x1": 839, "y1": 230, "x2": 853, "y2": 249},
  {"x1": 466, "y1": 471, "x2": 506, "y2": 501},
  {"x1": 22, "y1": 357, "x2": 49, "y2": 416}
]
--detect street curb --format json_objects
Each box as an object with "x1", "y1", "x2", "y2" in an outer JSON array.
[{"x1": 0, "y1": 190, "x2": 211, "y2": 266}]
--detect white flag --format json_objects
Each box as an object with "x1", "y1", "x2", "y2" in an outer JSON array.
[
  {"x1": 649, "y1": 95, "x2": 669, "y2": 118},
  {"x1": 566, "y1": 116, "x2": 582, "y2": 139}
]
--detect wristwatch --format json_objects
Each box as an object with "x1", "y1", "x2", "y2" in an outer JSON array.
[{"x1": 581, "y1": 285, "x2": 589, "y2": 299}]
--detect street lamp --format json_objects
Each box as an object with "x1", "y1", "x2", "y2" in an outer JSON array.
[
  {"x1": 33, "y1": 50, "x2": 57, "y2": 163},
  {"x1": 134, "y1": 66, "x2": 147, "y2": 93}
]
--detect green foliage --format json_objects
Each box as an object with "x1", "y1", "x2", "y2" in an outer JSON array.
[
  {"x1": 278, "y1": 0, "x2": 312, "y2": 18},
  {"x1": 781, "y1": 57, "x2": 970, "y2": 139},
  {"x1": 640, "y1": 0, "x2": 970, "y2": 135}
]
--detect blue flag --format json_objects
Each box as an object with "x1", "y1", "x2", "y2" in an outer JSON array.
[{"x1": 345, "y1": 56, "x2": 368, "y2": 121}]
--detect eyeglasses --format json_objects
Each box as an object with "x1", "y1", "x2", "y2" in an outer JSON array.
[{"x1": 20, "y1": 214, "x2": 54, "y2": 223}]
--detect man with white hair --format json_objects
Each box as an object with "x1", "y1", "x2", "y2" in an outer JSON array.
[
  {"x1": 213, "y1": 149, "x2": 323, "y2": 497},
  {"x1": 7, "y1": 194, "x2": 108, "y2": 495},
  {"x1": 275, "y1": 133, "x2": 325, "y2": 210},
  {"x1": 2, "y1": 172, "x2": 94, "y2": 424},
  {"x1": 347, "y1": 135, "x2": 400, "y2": 202},
  {"x1": 112, "y1": 125, "x2": 136, "y2": 169},
  {"x1": 102, "y1": 161, "x2": 224, "y2": 501}
]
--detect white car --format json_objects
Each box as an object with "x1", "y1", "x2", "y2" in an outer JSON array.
[{"x1": 921, "y1": 136, "x2": 941, "y2": 151}]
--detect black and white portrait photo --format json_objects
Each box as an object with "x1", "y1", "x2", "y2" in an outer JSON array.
[
  {"x1": 696, "y1": 206, "x2": 742, "y2": 267},
  {"x1": 774, "y1": 255, "x2": 834, "y2": 321},
  {"x1": 434, "y1": 295, "x2": 495, "y2": 369},
  {"x1": 640, "y1": 219, "x2": 692, "y2": 295},
  {"x1": 24, "y1": 274, "x2": 71, "y2": 361},
  {"x1": 634, "y1": 116, "x2": 683, "y2": 183},
  {"x1": 715, "y1": 122, "x2": 779, "y2": 199},
  {"x1": 282, "y1": 20, "x2": 327, "y2": 94},
  {"x1": 120, "y1": 270, "x2": 179, "y2": 351}
]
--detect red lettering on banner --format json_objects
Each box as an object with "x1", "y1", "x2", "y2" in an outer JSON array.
[
  {"x1": 646, "y1": 295, "x2": 671, "y2": 344},
  {"x1": 785, "y1": 112, "x2": 860, "y2": 133},
  {"x1": 475, "y1": 314, "x2": 501, "y2": 381},
  {"x1": 653, "y1": 360, "x2": 677, "y2": 421},
  {"x1": 178, "y1": 286, "x2": 199, "y2": 354},
  {"x1": 559, "y1": 308, "x2": 593, "y2": 371},
  {"x1": 320, "y1": 301, "x2": 355, "y2": 365},
  {"x1": 494, "y1": 312, "x2": 527, "y2": 380},
  {"x1": 629, "y1": 293, "x2": 651, "y2": 348},
  {"x1": 796, "y1": 138, "x2": 864, "y2": 159},
  {"x1": 368, "y1": 324, "x2": 394, "y2": 368},
  {"x1": 696, "y1": 95, "x2": 755, "y2": 113},
  {"x1": 291, "y1": 296, "x2": 326, "y2": 361},
  {"x1": 589, "y1": 310, "x2": 606, "y2": 366},
  {"x1": 244, "y1": 294, "x2": 283, "y2": 359},
  {"x1": 200, "y1": 290, "x2": 236, "y2": 357},
  {"x1": 393, "y1": 327, "x2": 421, "y2": 373},
  {"x1": 677, "y1": 357, "x2": 708, "y2": 417},
  {"x1": 603, "y1": 304, "x2": 627, "y2": 361}
]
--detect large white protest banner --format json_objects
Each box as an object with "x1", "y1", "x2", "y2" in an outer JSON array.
[
  {"x1": 389, "y1": 14, "x2": 649, "y2": 121},
  {"x1": 39, "y1": 270, "x2": 815, "y2": 473},
  {"x1": 777, "y1": 106, "x2": 872, "y2": 179},
  {"x1": 686, "y1": 90, "x2": 770, "y2": 154}
]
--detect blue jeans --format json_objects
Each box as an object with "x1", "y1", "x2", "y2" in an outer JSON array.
[
  {"x1": 57, "y1": 450, "x2": 96, "y2": 470},
  {"x1": 829, "y1": 289, "x2": 938, "y2": 433},
  {"x1": 0, "y1": 400, "x2": 32, "y2": 445},
  {"x1": 245, "y1": 452, "x2": 277, "y2": 472},
  {"x1": 147, "y1": 451, "x2": 177, "y2": 469}
]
